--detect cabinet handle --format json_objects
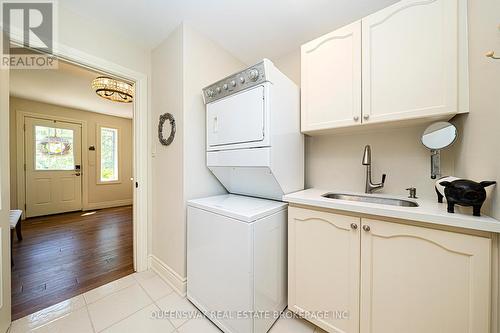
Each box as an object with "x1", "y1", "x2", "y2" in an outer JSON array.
[
  {"x1": 363, "y1": 114, "x2": 370, "y2": 120},
  {"x1": 350, "y1": 223, "x2": 358, "y2": 230},
  {"x1": 362, "y1": 225, "x2": 371, "y2": 232},
  {"x1": 353, "y1": 115, "x2": 359, "y2": 122}
]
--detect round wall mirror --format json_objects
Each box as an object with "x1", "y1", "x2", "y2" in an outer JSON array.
[
  {"x1": 421, "y1": 121, "x2": 457, "y2": 150},
  {"x1": 421, "y1": 121, "x2": 458, "y2": 179}
]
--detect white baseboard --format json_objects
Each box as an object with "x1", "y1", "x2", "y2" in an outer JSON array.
[
  {"x1": 84, "y1": 199, "x2": 133, "y2": 210},
  {"x1": 148, "y1": 254, "x2": 187, "y2": 296}
]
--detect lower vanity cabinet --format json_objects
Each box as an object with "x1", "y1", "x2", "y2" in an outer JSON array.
[
  {"x1": 288, "y1": 206, "x2": 492, "y2": 333},
  {"x1": 288, "y1": 206, "x2": 361, "y2": 332}
]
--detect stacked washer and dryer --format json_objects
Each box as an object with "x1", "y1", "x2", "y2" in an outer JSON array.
[{"x1": 187, "y1": 59, "x2": 304, "y2": 333}]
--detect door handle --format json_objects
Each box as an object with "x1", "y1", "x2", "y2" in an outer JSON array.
[{"x1": 75, "y1": 172, "x2": 81, "y2": 176}]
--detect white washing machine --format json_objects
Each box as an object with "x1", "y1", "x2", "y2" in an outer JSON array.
[
  {"x1": 187, "y1": 194, "x2": 287, "y2": 333},
  {"x1": 187, "y1": 59, "x2": 303, "y2": 333}
]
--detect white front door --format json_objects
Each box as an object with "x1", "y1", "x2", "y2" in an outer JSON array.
[{"x1": 25, "y1": 117, "x2": 83, "y2": 218}]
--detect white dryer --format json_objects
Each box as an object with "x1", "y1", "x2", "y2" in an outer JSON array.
[
  {"x1": 204, "y1": 59, "x2": 303, "y2": 200},
  {"x1": 187, "y1": 59, "x2": 303, "y2": 333}
]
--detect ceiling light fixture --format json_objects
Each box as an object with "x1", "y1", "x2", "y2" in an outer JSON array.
[{"x1": 91, "y1": 76, "x2": 134, "y2": 103}]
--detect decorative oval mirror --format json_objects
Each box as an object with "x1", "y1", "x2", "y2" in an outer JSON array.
[
  {"x1": 421, "y1": 121, "x2": 458, "y2": 179},
  {"x1": 421, "y1": 121, "x2": 457, "y2": 150}
]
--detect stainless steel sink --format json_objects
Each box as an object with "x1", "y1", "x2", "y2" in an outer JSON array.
[{"x1": 322, "y1": 193, "x2": 419, "y2": 207}]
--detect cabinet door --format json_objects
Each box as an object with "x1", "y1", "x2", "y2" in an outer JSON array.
[
  {"x1": 288, "y1": 207, "x2": 360, "y2": 333},
  {"x1": 361, "y1": 0, "x2": 458, "y2": 124},
  {"x1": 360, "y1": 219, "x2": 491, "y2": 333},
  {"x1": 301, "y1": 21, "x2": 361, "y2": 133}
]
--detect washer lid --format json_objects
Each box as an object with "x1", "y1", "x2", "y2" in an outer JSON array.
[{"x1": 187, "y1": 194, "x2": 287, "y2": 223}]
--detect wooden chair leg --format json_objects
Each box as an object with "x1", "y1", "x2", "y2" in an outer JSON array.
[{"x1": 15, "y1": 221, "x2": 23, "y2": 241}]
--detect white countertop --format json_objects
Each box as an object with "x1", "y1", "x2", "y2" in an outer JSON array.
[{"x1": 283, "y1": 188, "x2": 500, "y2": 234}]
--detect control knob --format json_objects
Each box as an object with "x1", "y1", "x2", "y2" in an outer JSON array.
[
  {"x1": 216, "y1": 87, "x2": 221, "y2": 93},
  {"x1": 239, "y1": 76, "x2": 245, "y2": 84},
  {"x1": 248, "y1": 69, "x2": 259, "y2": 81},
  {"x1": 230, "y1": 80, "x2": 236, "y2": 87},
  {"x1": 223, "y1": 83, "x2": 228, "y2": 90}
]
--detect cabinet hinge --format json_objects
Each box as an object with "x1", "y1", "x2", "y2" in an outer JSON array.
[
  {"x1": 135, "y1": 182, "x2": 139, "y2": 189},
  {"x1": 24, "y1": 163, "x2": 26, "y2": 171}
]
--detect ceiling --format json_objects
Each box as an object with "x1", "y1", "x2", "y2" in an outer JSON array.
[
  {"x1": 60, "y1": 0, "x2": 398, "y2": 64},
  {"x1": 10, "y1": 61, "x2": 134, "y2": 118}
]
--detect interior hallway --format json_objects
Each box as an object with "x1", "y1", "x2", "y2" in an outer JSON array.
[{"x1": 11, "y1": 206, "x2": 133, "y2": 320}]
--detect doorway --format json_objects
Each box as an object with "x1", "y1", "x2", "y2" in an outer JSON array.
[
  {"x1": 9, "y1": 60, "x2": 137, "y2": 320},
  {"x1": 0, "y1": 33, "x2": 149, "y2": 329}
]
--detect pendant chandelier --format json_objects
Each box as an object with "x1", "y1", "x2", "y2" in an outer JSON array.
[{"x1": 91, "y1": 76, "x2": 134, "y2": 103}]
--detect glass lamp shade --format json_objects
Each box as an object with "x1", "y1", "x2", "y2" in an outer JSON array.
[{"x1": 92, "y1": 76, "x2": 134, "y2": 103}]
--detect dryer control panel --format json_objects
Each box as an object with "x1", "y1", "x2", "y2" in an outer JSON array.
[{"x1": 202, "y1": 61, "x2": 266, "y2": 104}]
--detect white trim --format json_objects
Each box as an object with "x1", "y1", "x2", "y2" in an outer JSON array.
[
  {"x1": 85, "y1": 199, "x2": 132, "y2": 210},
  {"x1": 7, "y1": 33, "x2": 150, "y2": 273},
  {"x1": 148, "y1": 255, "x2": 187, "y2": 296}
]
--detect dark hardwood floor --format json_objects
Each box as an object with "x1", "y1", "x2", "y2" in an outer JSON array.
[{"x1": 11, "y1": 206, "x2": 134, "y2": 320}]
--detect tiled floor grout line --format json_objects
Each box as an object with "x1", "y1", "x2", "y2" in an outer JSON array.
[
  {"x1": 83, "y1": 272, "x2": 151, "y2": 333},
  {"x1": 81, "y1": 294, "x2": 98, "y2": 333},
  {"x1": 13, "y1": 270, "x2": 320, "y2": 333},
  {"x1": 137, "y1": 273, "x2": 178, "y2": 331},
  {"x1": 94, "y1": 271, "x2": 176, "y2": 333},
  {"x1": 94, "y1": 279, "x2": 154, "y2": 333},
  {"x1": 84, "y1": 305, "x2": 97, "y2": 333},
  {"x1": 95, "y1": 301, "x2": 154, "y2": 333},
  {"x1": 151, "y1": 297, "x2": 180, "y2": 332},
  {"x1": 84, "y1": 274, "x2": 138, "y2": 306}
]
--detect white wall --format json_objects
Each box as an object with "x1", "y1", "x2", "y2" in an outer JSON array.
[
  {"x1": 151, "y1": 23, "x2": 245, "y2": 286},
  {"x1": 451, "y1": 0, "x2": 500, "y2": 219},
  {"x1": 273, "y1": 52, "x2": 454, "y2": 200},
  {"x1": 273, "y1": 0, "x2": 499, "y2": 217},
  {"x1": 183, "y1": 24, "x2": 244, "y2": 200},
  {"x1": 0, "y1": 31, "x2": 12, "y2": 329},
  {"x1": 304, "y1": 126, "x2": 455, "y2": 199},
  {"x1": 151, "y1": 25, "x2": 185, "y2": 279}
]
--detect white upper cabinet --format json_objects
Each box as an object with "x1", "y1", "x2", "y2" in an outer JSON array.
[
  {"x1": 301, "y1": 21, "x2": 361, "y2": 133},
  {"x1": 301, "y1": 0, "x2": 468, "y2": 134},
  {"x1": 362, "y1": 0, "x2": 458, "y2": 124}
]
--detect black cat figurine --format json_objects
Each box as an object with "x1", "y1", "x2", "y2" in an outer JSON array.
[{"x1": 439, "y1": 179, "x2": 496, "y2": 217}]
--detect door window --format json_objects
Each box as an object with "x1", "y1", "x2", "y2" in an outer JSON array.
[{"x1": 35, "y1": 125, "x2": 75, "y2": 170}]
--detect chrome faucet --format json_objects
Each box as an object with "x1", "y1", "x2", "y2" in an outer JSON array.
[{"x1": 362, "y1": 145, "x2": 386, "y2": 194}]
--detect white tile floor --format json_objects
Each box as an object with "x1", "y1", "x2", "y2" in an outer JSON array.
[{"x1": 10, "y1": 270, "x2": 326, "y2": 333}]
